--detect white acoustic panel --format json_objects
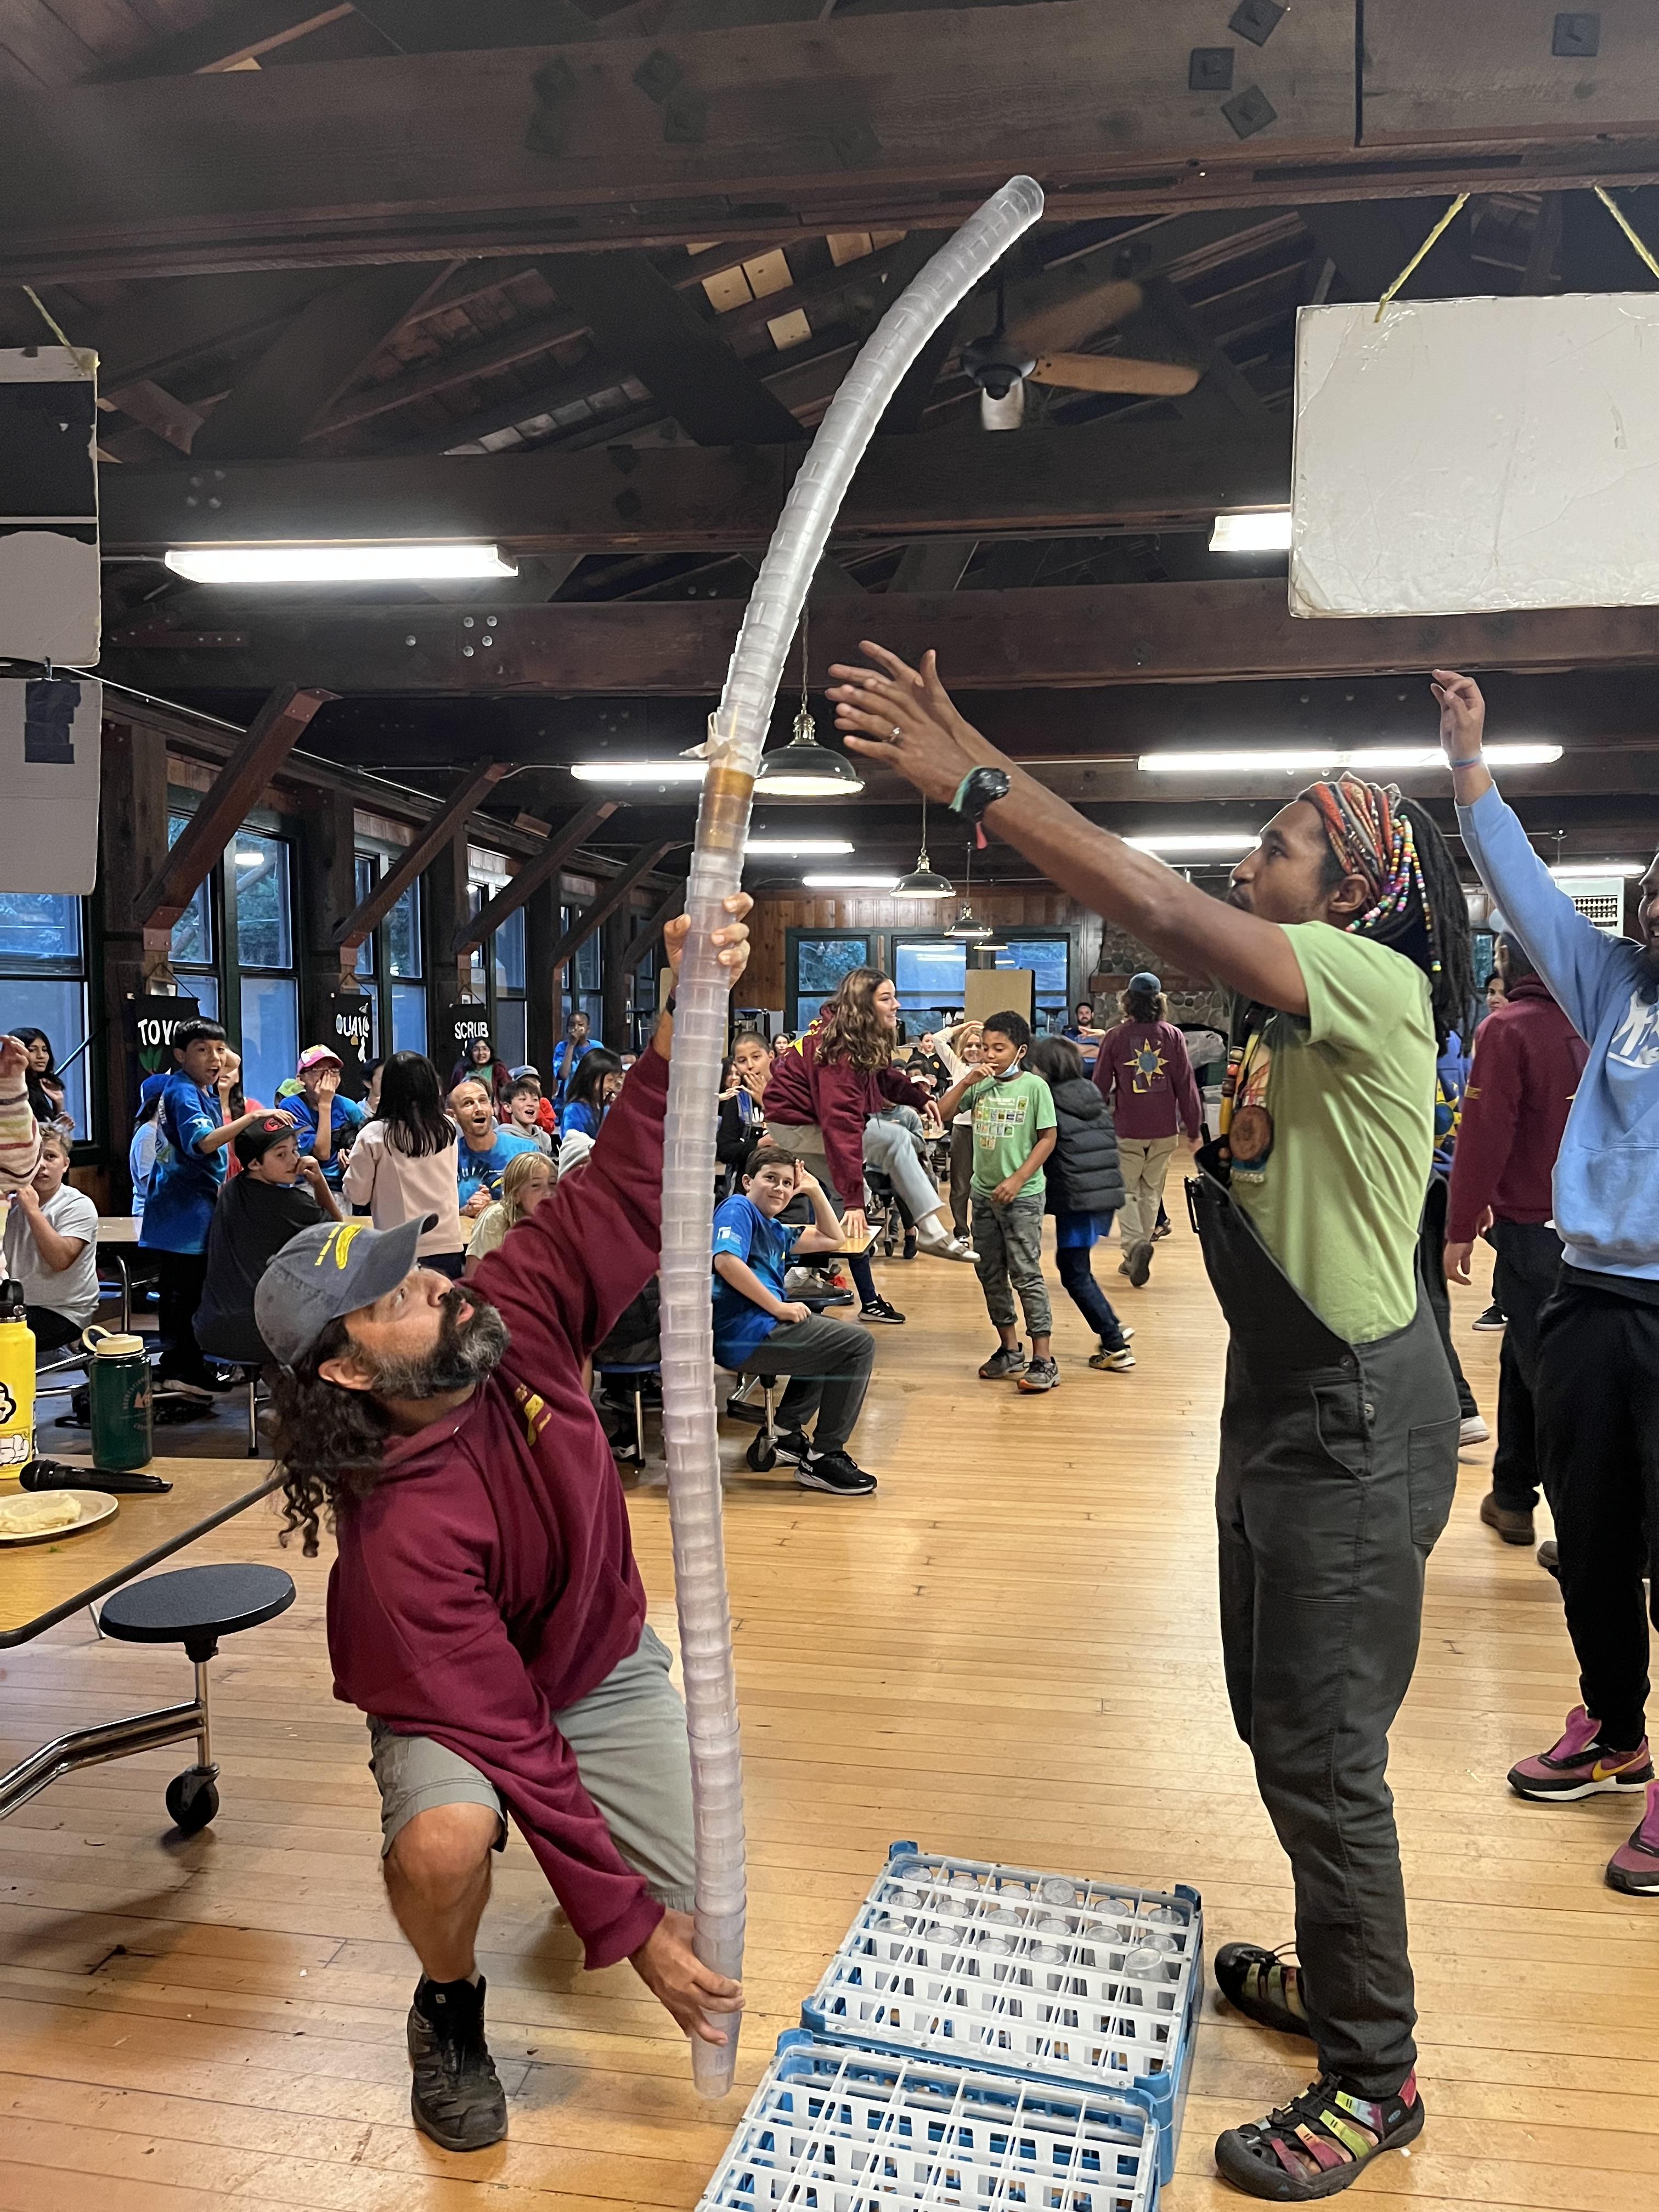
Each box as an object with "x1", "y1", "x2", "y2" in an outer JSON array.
[
  {"x1": 0, "y1": 677, "x2": 101, "y2": 894},
  {"x1": 0, "y1": 343, "x2": 100, "y2": 664},
  {"x1": 1290, "y1": 294, "x2": 1659, "y2": 619}
]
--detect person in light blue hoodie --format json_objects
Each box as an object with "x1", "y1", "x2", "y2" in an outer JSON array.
[{"x1": 1435, "y1": 669, "x2": 1659, "y2": 1900}]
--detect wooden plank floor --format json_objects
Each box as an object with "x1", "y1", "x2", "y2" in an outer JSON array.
[{"x1": 2, "y1": 1209, "x2": 1652, "y2": 2210}]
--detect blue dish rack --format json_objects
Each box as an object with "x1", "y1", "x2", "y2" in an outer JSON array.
[
  {"x1": 697, "y1": 2030, "x2": 1163, "y2": 2212},
  {"x1": 800, "y1": 1843, "x2": 1204, "y2": 2185}
]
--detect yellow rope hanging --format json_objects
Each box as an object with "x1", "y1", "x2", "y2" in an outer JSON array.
[
  {"x1": 1594, "y1": 185, "x2": 1659, "y2": 286},
  {"x1": 17, "y1": 283, "x2": 98, "y2": 375},
  {"x1": 1373, "y1": 194, "x2": 1470, "y2": 323}
]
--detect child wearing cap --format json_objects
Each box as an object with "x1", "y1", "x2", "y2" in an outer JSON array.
[
  {"x1": 1092, "y1": 972, "x2": 1203, "y2": 1288},
  {"x1": 286, "y1": 1046, "x2": 369, "y2": 1190},
  {"x1": 198, "y1": 1118, "x2": 341, "y2": 1368}
]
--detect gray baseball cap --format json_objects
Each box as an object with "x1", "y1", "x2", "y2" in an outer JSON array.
[
  {"x1": 255, "y1": 1214, "x2": 437, "y2": 1370},
  {"x1": 1128, "y1": 970, "x2": 1162, "y2": 995}
]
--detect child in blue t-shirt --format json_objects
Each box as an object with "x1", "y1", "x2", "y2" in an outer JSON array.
[
  {"x1": 139, "y1": 1017, "x2": 294, "y2": 1394},
  {"x1": 283, "y1": 1045, "x2": 368, "y2": 1189},
  {"x1": 558, "y1": 1049, "x2": 625, "y2": 1142},
  {"x1": 712, "y1": 1143, "x2": 878, "y2": 1498}
]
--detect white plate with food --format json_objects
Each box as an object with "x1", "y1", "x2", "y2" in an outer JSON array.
[{"x1": 0, "y1": 1489, "x2": 119, "y2": 1545}]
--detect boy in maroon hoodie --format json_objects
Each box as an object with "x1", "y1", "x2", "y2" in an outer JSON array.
[{"x1": 258, "y1": 902, "x2": 751, "y2": 2153}]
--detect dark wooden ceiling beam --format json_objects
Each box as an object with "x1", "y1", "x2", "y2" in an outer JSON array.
[
  {"x1": 538, "y1": 839, "x2": 686, "y2": 975},
  {"x1": 622, "y1": 881, "x2": 685, "y2": 969},
  {"x1": 134, "y1": 683, "x2": 336, "y2": 932},
  {"x1": 453, "y1": 794, "x2": 624, "y2": 951},
  {"x1": 104, "y1": 581, "x2": 1659, "y2": 695},
  {"x1": 333, "y1": 760, "x2": 514, "y2": 952},
  {"x1": 101, "y1": 417, "x2": 1292, "y2": 557}
]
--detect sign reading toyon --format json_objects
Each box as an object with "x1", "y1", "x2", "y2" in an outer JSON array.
[{"x1": 130, "y1": 994, "x2": 201, "y2": 1081}]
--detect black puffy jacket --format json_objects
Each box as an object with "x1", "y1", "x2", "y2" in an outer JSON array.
[{"x1": 1043, "y1": 1074, "x2": 1126, "y2": 1220}]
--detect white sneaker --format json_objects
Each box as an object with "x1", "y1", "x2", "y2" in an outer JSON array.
[{"x1": 1459, "y1": 1414, "x2": 1491, "y2": 1448}]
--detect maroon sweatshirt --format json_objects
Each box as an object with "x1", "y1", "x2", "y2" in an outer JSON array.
[
  {"x1": 1446, "y1": 975, "x2": 1589, "y2": 1243},
  {"x1": 763, "y1": 1021, "x2": 929, "y2": 1202},
  {"x1": 326, "y1": 1044, "x2": 669, "y2": 1970},
  {"x1": 1092, "y1": 1019, "x2": 1204, "y2": 1141}
]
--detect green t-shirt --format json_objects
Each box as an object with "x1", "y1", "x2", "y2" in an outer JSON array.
[
  {"x1": 1229, "y1": 924, "x2": 1434, "y2": 1345},
  {"x1": 963, "y1": 1069, "x2": 1057, "y2": 1198}
]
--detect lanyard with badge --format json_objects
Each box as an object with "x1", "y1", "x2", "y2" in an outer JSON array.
[{"x1": 1218, "y1": 1013, "x2": 1274, "y2": 1172}]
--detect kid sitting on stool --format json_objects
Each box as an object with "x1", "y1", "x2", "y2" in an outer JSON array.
[
  {"x1": 936, "y1": 1010, "x2": 1059, "y2": 1392},
  {"x1": 712, "y1": 1144, "x2": 878, "y2": 1497}
]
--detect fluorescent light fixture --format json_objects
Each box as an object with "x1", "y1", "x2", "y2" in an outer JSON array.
[
  {"x1": 233, "y1": 849, "x2": 264, "y2": 867},
  {"x1": 802, "y1": 871, "x2": 901, "y2": 890},
  {"x1": 164, "y1": 542, "x2": 517, "y2": 583},
  {"x1": 1124, "y1": 831, "x2": 1257, "y2": 856},
  {"x1": 569, "y1": 760, "x2": 707, "y2": 783},
  {"x1": 1210, "y1": 509, "x2": 1293, "y2": 552},
  {"x1": 1138, "y1": 743, "x2": 1563, "y2": 773},
  {"x1": 1549, "y1": 861, "x2": 1647, "y2": 879},
  {"x1": 743, "y1": 837, "x2": 855, "y2": 855}
]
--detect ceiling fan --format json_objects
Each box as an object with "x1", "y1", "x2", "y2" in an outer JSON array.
[{"x1": 961, "y1": 279, "x2": 1202, "y2": 429}]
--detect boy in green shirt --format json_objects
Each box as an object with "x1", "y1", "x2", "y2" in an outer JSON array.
[{"x1": 936, "y1": 1010, "x2": 1060, "y2": 1391}]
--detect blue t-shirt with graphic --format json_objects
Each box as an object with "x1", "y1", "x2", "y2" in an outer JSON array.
[
  {"x1": 139, "y1": 1074, "x2": 227, "y2": 1254},
  {"x1": 559, "y1": 1099, "x2": 602, "y2": 1142},
  {"x1": 285, "y1": 1091, "x2": 368, "y2": 1187},
  {"x1": 456, "y1": 1126, "x2": 539, "y2": 1206},
  {"x1": 711, "y1": 1193, "x2": 799, "y2": 1369}
]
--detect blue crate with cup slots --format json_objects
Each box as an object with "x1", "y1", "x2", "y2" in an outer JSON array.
[
  {"x1": 800, "y1": 1842, "x2": 1203, "y2": 2183},
  {"x1": 696, "y1": 2030, "x2": 1163, "y2": 2212}
]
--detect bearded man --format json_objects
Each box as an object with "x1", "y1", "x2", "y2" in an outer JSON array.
[{"x1": 256, "y1": 902, "x2": 751, "y2": 2153}]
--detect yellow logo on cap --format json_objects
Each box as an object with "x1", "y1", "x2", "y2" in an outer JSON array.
[{"x1": 315, "y1": 1223, "x2": 368, "y2": 1270}]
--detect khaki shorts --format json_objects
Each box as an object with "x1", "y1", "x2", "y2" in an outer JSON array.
[{"x1": 366, "y1": 1623, "x2": 696, "y2": 1911}]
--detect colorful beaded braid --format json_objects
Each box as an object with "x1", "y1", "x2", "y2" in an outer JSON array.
[{"x1": 1300, "y1": 774, "x2": 1444, "y2": 978}]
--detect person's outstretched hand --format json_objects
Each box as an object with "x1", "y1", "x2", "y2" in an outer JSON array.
[
  {"x1": 1430, "y1": 670, "x2": 1486, "y2": 762},
  {"x1": 828, "y1": 644, "x2": 1001, "y2": 802},
  {"x1": 664, "y1": 895, "x2": 753, "y2": 988},
  {"x1": 0, "y1": 1036, "x2": 27, "y2": 1088},
  {"x1": 630, "y1": 1909, "x2": 743, "y2": 2044}
]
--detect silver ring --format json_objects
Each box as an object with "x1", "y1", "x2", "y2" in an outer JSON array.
[{"x1": 890, "y1": 724, "x2": 902, "y2": 740}]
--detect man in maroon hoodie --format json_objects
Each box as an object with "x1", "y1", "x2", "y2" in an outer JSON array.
[
  {"x1": 1445, "y1": 933, "x2": 1588, "y2": 1552},
  {"x1": 257, "y1": 903, "x2": 751, "y2": 2153}
]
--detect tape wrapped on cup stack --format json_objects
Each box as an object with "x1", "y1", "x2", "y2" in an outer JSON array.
[{"x1": 656, "y1": 174, "x2": 1045, "y2": 2098}]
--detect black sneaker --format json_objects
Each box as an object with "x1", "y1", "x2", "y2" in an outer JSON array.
[
  {"x1": 900, "y1": 1231, "x2": 918, "y2": 1260},
  {"x1": 407, "y1": 1974, "x2": 507, "y2": 2151},
  {"x1": 1472, "y1": 1302, "x2": 1506, "y2": 1332},
  {"x1": 1215, "y1": 2071, "x2": 1424, "y2": 2199},
  {"x1": 979, "y1": 1344, "x2": 1027, "y2": 1380},
  {"x1": 1017, "y1": 1355, "x2": 1060, "y2": 1392},
  {"x1": 796, "y1": 1449, "x2": 877, "y2": 1497},
  {"x1": 771, "y1": 1427, "x2": 812, "y2": 1464},
  {"x1": 1125, "y1": 1240, "x2": 1154, "y2": 1287},
  {"x1": 860, "y1": 1297, "x2": 906, "y2": 1324}
]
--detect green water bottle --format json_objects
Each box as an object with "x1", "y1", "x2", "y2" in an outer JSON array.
[{"x1": 85, "y1": 1329, "x2": 154, "y2": 1472}]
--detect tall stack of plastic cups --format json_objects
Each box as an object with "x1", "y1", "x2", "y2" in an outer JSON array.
[{"x1": 657, "y1": 174, "x2": 1045, "y2": 2098}]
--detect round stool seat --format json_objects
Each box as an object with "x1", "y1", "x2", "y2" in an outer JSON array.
[{"x1": 100, "y1": 1563, "x2": 295, "y2": 1654}]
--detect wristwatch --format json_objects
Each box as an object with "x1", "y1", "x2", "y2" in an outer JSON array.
[{"x1": 950, "y1": 765, "x2": 1012, "y2": 847}]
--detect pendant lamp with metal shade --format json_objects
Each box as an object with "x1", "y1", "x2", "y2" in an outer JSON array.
[
  {"x1": 943, "y1": 829, "x2": 992, "y2": 938},
  {"x1": 891, "y1": 794, "x2": 955, "y2": 899},
  {"x1": 753, "y1": 609, "x2": 865, "y2": 798}
]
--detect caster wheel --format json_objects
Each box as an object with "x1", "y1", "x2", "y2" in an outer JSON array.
[
  {"x1": 746, "y1": 1436, "x2": 778, "y2": 1472},
  {"x1": 165, "y1": 1768, "x2": 219, "y2": 1834}
]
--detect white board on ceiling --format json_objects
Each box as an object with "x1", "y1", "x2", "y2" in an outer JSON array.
[
  {"x1": 1290, "y1": 294, "x2": 1659, "y2": 619},
  {"x1": 0, "y1": 344, "x2": 100, "y2": 665},
  {"x1": 0, "y1": 678, "x2": 101, "y2": 894}
]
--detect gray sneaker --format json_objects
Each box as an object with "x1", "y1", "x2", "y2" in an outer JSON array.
[
  {"x1": 1125, "y1": 1240, "x2": 1154, "y2": 1287},
  {"x1": 408, "y1": 1976, "x2": 507, "y2": 2151},
  {"x1": 979, "y1": 1344, "x2": 1028, "y2": 1380},
  {"x1": 1017, "y1": 1356, "x2": 1060, "y2": 1393}
]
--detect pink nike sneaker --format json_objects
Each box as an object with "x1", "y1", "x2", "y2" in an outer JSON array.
[
  {"x1": 1508, "y1": 1706, "x2": 1654, "y2": 1802},
  {"x1": 1606, "y1": 1782, "x2": 1659, "y2": 1897}
]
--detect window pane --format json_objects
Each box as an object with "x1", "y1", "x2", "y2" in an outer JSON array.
[
  {"x1": 0, "y1": 978, "x2": 88, "y2": 1135},
  {"x1": 387, "y1": 881, "x2": 422, "y2": 978},
  {"x1": 232, "y1": 831, "x2": 291, "y2": 970},
  {"x1": 893, "y1": 939, "x2": 966, "y2": 1004},
  {"x1": 579, "y1": 990, "x2": 605, "y2": 1041},
  {"x1": 175, "y1": 972, "x2": 219, "y2": 1023},
  {"x1": 575, "y1": 929, "x2": 600, "y2": 992},
  {"x1": 167, "y1": 815, "x2": 213, "y2": 968},
  {"x1": 353, "y1": 855, "x2": 377, "y2": 978},
  {"x1": 494, "y1": 998, "x2": 527, "y2": 1070},
  {"x1": 996, "y1": 937, "x2": 1070, "y2": 1002},
  {"x1": 239, "y1": 975, "x2": 298, "y2": 1110},
  {"x1": 494, "y1": 907, "x2": 526, "y2": 992},
  {"x1": 795, "y1": 935, "x2": 870, "y2": 997},
  {"x1": 0, "y1": 891, "x2": 81, "y2": 969},
  {"x1": 391, "y1": 982, "x2": 427, "y2": 1056}
]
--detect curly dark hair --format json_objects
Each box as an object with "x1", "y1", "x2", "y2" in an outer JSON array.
[{"x1": 270, "y1": 1316, "x2": 393, "y2": 1557}]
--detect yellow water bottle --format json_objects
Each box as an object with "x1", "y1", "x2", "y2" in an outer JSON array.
[{"x1": 0, "y1": 1279, "x2": 36, "y2": 1477}]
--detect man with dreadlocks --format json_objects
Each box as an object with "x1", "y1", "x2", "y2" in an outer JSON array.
[
  {"x1": 827, "y1": 640, "x2": 1472, "y2": 2203},
  {"x1": 1437, "y1": 670, "x2": 1659, "y2": 1900}
]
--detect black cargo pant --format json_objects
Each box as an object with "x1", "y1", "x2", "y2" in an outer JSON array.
[
  {"x1": 1418, "y1": 1175, "x2": 1478, "y2": 1421},
  {"x1": 1486, "y1": 1218, "x2": 1563, "y2": 1516},
  {"x1": 1534, "y1": 1273, "x2": 1659, "y2": 1752},
  {"x1": 1194, "y1": 1172, "x2": 1458, "y2": 2097}
]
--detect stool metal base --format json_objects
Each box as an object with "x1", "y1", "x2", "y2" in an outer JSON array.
[{"x1": 0, "y1": 1658, "x2": 213, "y2": 1822}]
